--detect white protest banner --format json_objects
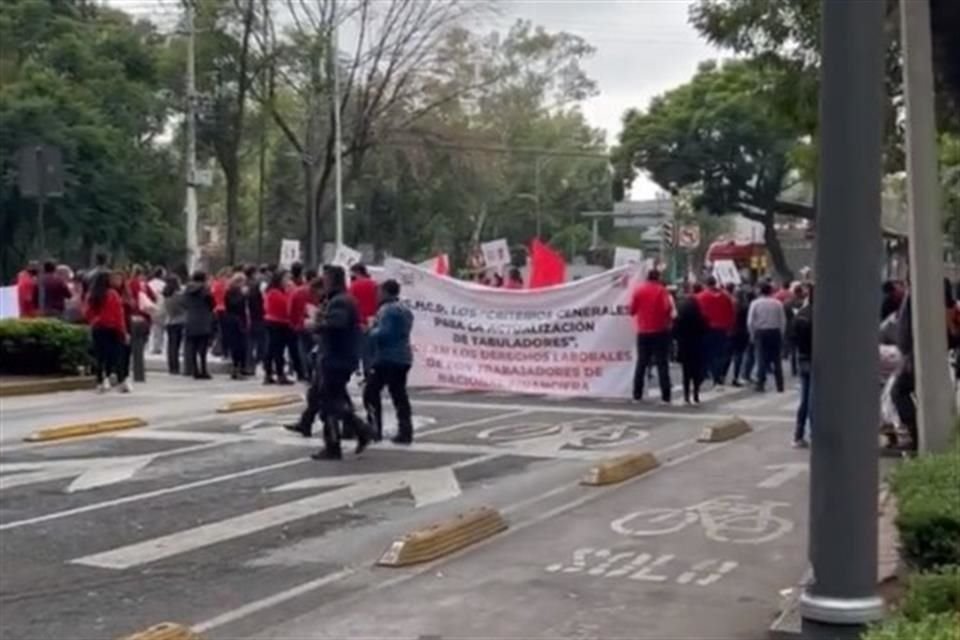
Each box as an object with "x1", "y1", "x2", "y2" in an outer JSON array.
[
  {"x1": 332, "y1": 244, "x2": 363, "y2": 269},
  {"x1": 384, "y1": 259, "x2": 642, "y2": 398},
  {"x1": 481, "y1": 238, "x2": 510, "y2": 269},
  {"x1": 279, "y1": 239, "x2": 301, "y2": 269},
  {"x1": 712, "y1": 259, "x2": 741, "y2": 285},
  {"x1": 612, "y1": 246, "x2": 642, "y2": 268},
  {"x1": 0, "y1": 285, "x2": 20, "y2": 319}
]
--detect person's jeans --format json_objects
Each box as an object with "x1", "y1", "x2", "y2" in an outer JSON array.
[
  {"x1": 319, "y1": 367, "x2": 369, "y2": 453},
  {"x1": 130, "y1": 318, "x2": 149, "y2": 382},
  {"x1": 633, "y1": 332, "x2": 672, "y2": 402},
  {"x1": 246, "y1": 323, "x2": 266, "y2": 374},
  {"x1": 150, "y1": 315, "x2": 165, "y2": 354},
  {"x1": 755, "y1": 329, "x2": 784, "y2": 392},
  {"x1": 91, "y1": 327, "x2": 122, "y2": 384},
  {"x1": 795, "y1": 364, "x2": 812, "y2": 441},
  {"x1": 265, "y1": 322, "x2": 289, "y2": 381},
  {"x1": 166, "y1": 324, "x2": 184, "y2": 374},
  {"x1": 704, "y1": 329, "x2": 729, "y2": 384},
  {"x1": 363, "y1": 362, "x2": 413, "y2": 440},
  {"x1": 892, "y1": 361, "x2": 917, "y2": 448},
  {"x1": 743, "y1": 340, "x2": 757, "y2": 382},
  {"x1": 185, "y1": 334, "x2": 211, "y2": 378}
]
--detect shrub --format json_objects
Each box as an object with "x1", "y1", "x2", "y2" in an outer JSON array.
[
  {"x1": 900, "y1": 567, "x2": 960, "y2": 620},
  {"x1": 863, "y1": 613, "x2": 960, "y2": 640},
  {"x1": 0, "y1": 319, "x2": 92, "y2": 376},
  {"x1": 890, "y1": 447, "x2": 960, "y2": 571}
]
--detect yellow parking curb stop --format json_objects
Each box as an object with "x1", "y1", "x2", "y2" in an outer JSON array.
[
  {"x1": 24, "y1": 417, "x2": 147, "y2": 442},
  {"x1": 377, "y1": 506, "x2": 508, "y2": 567},
  {"x1": 117, "y1": 622, "x2": 202, "y2": 640},
  {"x1": 216, "y1": 394, "x2": 302, "y2": 413},
  {"x1": 581, "y1": 451, "x2": 659, "y2": 486},
  {"x1": 697, "y1": 417, "x2": 752, "y2": 443}
]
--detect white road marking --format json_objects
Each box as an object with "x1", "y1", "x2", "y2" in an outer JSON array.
[
  {"x1": 66, "y1": 456, "x2": 153, "y2": 493},
  {"x1": 0, "y1": 457, "x2": 308, "y2": 531},
  {"x1": 418, "y1": 409, "x2": 531, "y2": 436},
  {"x1": 757, "y1": 463, "x2": 808, "y2": 489},
  {"x1": 191, "y1": 568, "x2": 355, "y2": 634},
  {"x1": 410, "y1": 398, "x2": 794, "y2": 423}
]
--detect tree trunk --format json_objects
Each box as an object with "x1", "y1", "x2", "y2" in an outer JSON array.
[
  {"x1": 224, "y1": 161, "x2": 239, "y2": 266},
  {"x1": 303, "y1": 161, "x2": 315, "y2": 266},
  {"x1": 762, "y1": 212, "x2": 794, "y2": 283}
]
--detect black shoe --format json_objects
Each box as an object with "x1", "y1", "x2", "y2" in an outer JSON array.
[
  {"x1": 731, "y1": 380, "x2": 743, "y2": 387},
  {"x1": 355, "y1": 428, "x2": 371, "y2": 455},
  {"x1": 284, "y1": 423, "x2": 311, "y2": 438},
  {"x1": 391, "y1": 435, "x2": 413, "y2": 446},
  {"x1": 311, "y1": 447, "x2": 342, "y2": 461},
  {"x1": 277, "y1": 376, "x2": 295, "y2": 386},
  {"x1": 264, "y1": 377, "x2": 276, "y2": 385}
]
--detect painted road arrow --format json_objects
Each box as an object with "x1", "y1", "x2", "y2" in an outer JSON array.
[{"x1": 756, "y1": 463, "x2": 808, "y2": 489}]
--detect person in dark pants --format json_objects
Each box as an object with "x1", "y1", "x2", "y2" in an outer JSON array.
[
  {"x1": 183, "y1": 271, "x2": 215, "y2": 380},
  {"x1": 673, "y1": 291, "x2": 707, "y2": 405},
  {"x1": 793, "y1": 286, "x2": 814, "y2": 447},
  {"x1": 289, "y1": 269, "x2": 318, "y2": 382},
  {"x1": 113, "y1": 271, "x2": 137, "y2": 391},
  {"x1": 748, "y1": 281, "x2": 787, "y2": 393},
  {"x1": 263, "y1": 270, "x2": 294, "y2": 385},
  {"x1": 84, "y1": 270, "x2": 128, "y2": 392},
  {"x1": 162, "y1": 276, "x2": 186, "y2": 374},
  {"x1": 363, "y1": 279, "x2": 415, "y2": 443},
  {"x1": 630, "y1": 270, "x2": 674, "y2": 403},
  {"x1": 285, "y1": 282, "x2": 330, "y2": 438},
  {"x1": 223, "y1": 272, "x2": 249, "y2": 379},
  {"x1": 695, "y1": 276, "x2": 735, "y2": 386},
  {"x1": 311, "y1": 265, "x2": 372, "y2": 460},
  {"x1": 244, "y1": 265, "x2": 265, "y2": 376},
  {"x1": 730, "y1": 286, "x2": 755, "y2": 385}
]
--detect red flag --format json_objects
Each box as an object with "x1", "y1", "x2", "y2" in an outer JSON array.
[
  {"x1": 528, "y1": 239, "x2": 566, "y2": 288},
  {"x1": 435, "y1": 253, "x2": 449, "y2": 276}
]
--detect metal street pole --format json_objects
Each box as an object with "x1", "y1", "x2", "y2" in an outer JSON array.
[
  {"x1": 801, "y1": 0, "x2": 886, "y2": 637},
  {"x1": 901, "y1": 0, "x2": 954, "y2": 453},
  {"x1": 331, "y1": 0, "x2": 344, "y2": 250},
  {"x1": 35, "y1": 145, "x2": 46, "y2": 258},
  {"x1": 184, "y1": 0, "x2": 200, "y2": 273}
]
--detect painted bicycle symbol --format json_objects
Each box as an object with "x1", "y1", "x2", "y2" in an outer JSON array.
[
  {"x1": 611, "y1": 494, "x2": 794, "y2": 545},
  {"x1": 476, "y1": 416, "x2": 649, "y2": 451}
]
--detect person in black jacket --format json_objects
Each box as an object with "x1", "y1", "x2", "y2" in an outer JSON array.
[
  {"x1": 244, "y1": 264, "x2": 265, "y2": 376},
  {"x1": 793, "y1": 286, "x2": 813, "y2": 448},
  {"x1": 311, "y1": 265, "x2": 372, "y2": 460},
  {"x1": 183, "y1": 271, "x2": 215, "y2": 380},
  {"x1": 223, "y1": 272, "x2": 249, "y2": 380},
  {"x1": 673, "y1": 291, "x2": 708, "y2": 404}
]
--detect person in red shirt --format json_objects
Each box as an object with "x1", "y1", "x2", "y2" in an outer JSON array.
[
  {"x1": 349, "y1": 263, "x2": 379, "y2": 378},
  {"x1": 84, "y1": 270, "x2": 129, "y2": 393},
  {"x1": 629, "y1": 269, "x2": 675, "y2": 403},
  {"x1": 696, "y1": 275, "x2": 736, "y2": 386},
  {"x1": 15, "y1": 262, "x2": 39, "y2": 318},
  {"x1": 289, "y1": 269, "x2": 318, "y2": 381},
  {"x1": 263, "y1": 270, "x2": 294, "y2": 385}
]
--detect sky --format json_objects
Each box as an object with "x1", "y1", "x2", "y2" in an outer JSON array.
[{"x1": 491, "y1": 0, "x2": 720, "y2": 198}]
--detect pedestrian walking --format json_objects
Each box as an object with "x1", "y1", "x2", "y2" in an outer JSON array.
[
  {"x1": 112, "y1": 270, "x2": 136, "y2": 392},
  {"x1": 673, "y1": 290, "x2": 707, "y2": 404},
  {"x1": 696, "y1": 276, "x2": 735, "y2": 386},
  {"x1": 793, "y1": 285, "x2": 813, "y2": 448},
  {"x1": 730, "y1": 286, "x2": 756, "y2": 386},
  {"x1": 349, "y1": 263, "x2": 380, "y2": 379},
  {"x1": 244, "y1": 264, "x2": 265, "y2": 376},
  {"x1": 223, "y1": 272, "x2": 249, "y2": 380},
  {"x1": 311, "y1": 265, "x2": 372, "y2": 460},
  {"x1": 783, "y1": 282, "x2": 806, "y2": 377},
  {"x1": 162, "y1": 276, "x2": 186, "y2": 375},
  {"x1": 285, "y1": 278, "x2": 329, "y2": 438},
  {"x1": 84, "y1": 270, "x2": 127, "y2": 393},
  {"x1": 183, "y1": 271, "x2": 215, "y2": 380},
  {"x1": 289, "y1": 269, "x2": 318, "y2": 382},
  {"x1": 263, "y1": 271, "x2": 294, "y2": 385},
  {"x1": 629, "y1": 269, "x2": 674, "y2": 403},
  {"x1": 148, "y1": 267, "x2": 167, "y2": 354},
  {"x1": 748, "y1": 281, "x2": 787, "y2": 393},
  {"x1": 363, "y1": 279, "x2": 415, "y2": 443}
]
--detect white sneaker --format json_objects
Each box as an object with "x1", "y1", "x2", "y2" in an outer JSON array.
[
  {"x1": 97, "y1": 380, "x2": 111, "y2": 394},
  {"x1": 120, "y1": 379, "x2": 133, "y2": 393}
]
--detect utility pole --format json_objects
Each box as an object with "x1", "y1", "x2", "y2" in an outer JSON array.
[
  {"x1": 901, "y1": 0, "x2": 954, "y2": 453},
  {"x1": 184, "y1": 0, "x2": 200, "y2": 273},
  {"x1": 801, "y1": 0, "x2": 885, "y2": 637},
  {"x1": 331, "y1": 0, "x2": 344, "y2": 249},
  {"x1": 256, "y1": 0, "x2": 271, "y2": 264}
]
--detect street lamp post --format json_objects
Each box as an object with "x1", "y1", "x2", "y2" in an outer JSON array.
[{"x1": 801, "y1": 1, "x2": 886, "y2": 637}]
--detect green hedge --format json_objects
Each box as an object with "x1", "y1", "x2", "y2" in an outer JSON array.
[
  {"x1": 0, "y1": 319, "x2": 92, "y2": 376},
  {"x1": 863, "y1": 613, "x2": 960, "y2": 640},
  {"x1": 900, "y1": 567, "x2": 960, "y2": 621},
  {"x1": 890, "y1": 447, "x2": 960, "y2": 571}
]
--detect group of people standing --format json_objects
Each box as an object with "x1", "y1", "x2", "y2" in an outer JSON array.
[{"x1": 629, "y1": 270, "x2": 814, "y2": 447}]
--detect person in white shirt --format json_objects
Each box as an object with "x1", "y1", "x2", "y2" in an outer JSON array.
[
  {"x1": 147, "y1": 267, "x2": 167, "y2": 354},
  {"x1": 747, "y1": 281, "x2": 787, "y2": 393}
]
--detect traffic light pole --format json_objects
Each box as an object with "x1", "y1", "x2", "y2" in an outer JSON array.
[{"x1": 801, "y1": 0, "x2": 886, "y2": 636}]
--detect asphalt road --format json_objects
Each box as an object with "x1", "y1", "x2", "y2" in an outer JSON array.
[{"x1": 0, "y1": 375, "x2": 809, "y2": 640}]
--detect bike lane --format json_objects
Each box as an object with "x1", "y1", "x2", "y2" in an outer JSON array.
[{"x1": 255, "y1": 417, "x2": 810, "y2": 639}]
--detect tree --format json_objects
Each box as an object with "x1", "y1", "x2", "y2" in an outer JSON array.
[
  {"x1": 0, "y1": 0, "x2": 181, "y2": 279},
  {"x1": 616, "y1": 60, "x2": 807, "y2": 280}
]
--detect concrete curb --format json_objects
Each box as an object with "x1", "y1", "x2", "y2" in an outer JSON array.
[
  {"x1": 0, "y1": 376, "x2": 97, "y2": 398},
  {"x1": 697, "y1": 417, "x2": 752, "y2": 443},
  {"x1": 216, "y1": 394, "x2": 302, "y2": 414},
  {"x1": 581, "y1": 451, "x2": 659, "y2": 486},
  {"x1": 377, "y1": 506, "x2": 508, "y2": 567},
  {"x1": 118, "y1": 622, "x2": 203, "y2": 640},
  {"x1": 24, "y1": 417, "x2": 148, "y2": 443}
]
